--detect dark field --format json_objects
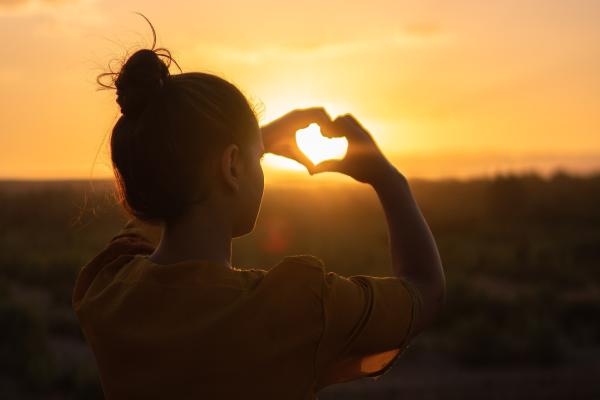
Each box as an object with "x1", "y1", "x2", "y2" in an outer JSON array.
[{"x1": 1, "y1": 173, "x2": 599, "y2": 399}]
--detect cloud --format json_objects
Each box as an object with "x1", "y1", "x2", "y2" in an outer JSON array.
[
  {"x1": 0, "y1": 0, "x2": 27, "y2": 9},
  {"x1": 198, "y1": 26, "x2": 449, "y2": 65},
  {"x1": 0, "y1": 66, "x2": 22, "y2": 85},
  {"x1": 403, "y1": 22, "x2": 442, "y2": 38},
  {"x1": 0, "y1": 0, "x2": 74, "y2": 11},
  {"x1": 0, "y1": 0, "x2": 93, "y2": 16},
  {"x1": 0, "y1": 0, "x2": 104, "y2": 34}
]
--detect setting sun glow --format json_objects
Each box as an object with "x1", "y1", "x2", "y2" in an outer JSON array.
[
  {"x1": 296, "y1": 123, "x2": 348, "y2": 165},
  {"x1": 260, "y1": 123, "x2": 348, "y2": 176},
  {"x1": 0, "y1": 1, "x2": 599, "y2": 179}
]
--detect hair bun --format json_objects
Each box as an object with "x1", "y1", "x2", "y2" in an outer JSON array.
[{"x1": 115, "y1": 49, "x2": 169, "y2": 117}]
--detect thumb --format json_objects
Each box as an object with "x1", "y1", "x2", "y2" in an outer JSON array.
[
  {"x1": 311, "y1": 159, "x2": 343, "y2": 175},
  {"x1": 290, "y1": 148, "x2": 318, "y2": 176}
]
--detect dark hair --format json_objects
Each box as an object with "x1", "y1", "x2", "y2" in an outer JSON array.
[{"x1": 97, "y1": 18, "x2": 259, "y2": 223}]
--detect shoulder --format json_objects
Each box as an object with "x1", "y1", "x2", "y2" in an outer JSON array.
[
  {"x1": 72, "y1": 222, "x2": 156, "y2": 310},
  {"x1": 268, "y1": 254, "x2": 326, "y2": 281},
  {"x1": 111, "y1": 217, "x2": 162, "y2": 246},
  {"x1": 251, "y1": 254, "x2": 327, "y2": 302},
  {"x1": 280, "y1": 254, "x2": 325, "y2": 269}
]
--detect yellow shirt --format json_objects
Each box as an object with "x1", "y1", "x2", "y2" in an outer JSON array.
[{"x1": 72, "y1": 218, "x2": 421, "y2": 399}]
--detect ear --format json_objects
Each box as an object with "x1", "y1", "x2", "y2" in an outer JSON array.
[{"x1": 221, "y1": 143, "x2": 242, "y2": 193}]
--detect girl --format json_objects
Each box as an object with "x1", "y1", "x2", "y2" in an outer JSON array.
[{"x1": 73, "y1": 32, "x2": 445, "y2": 400}]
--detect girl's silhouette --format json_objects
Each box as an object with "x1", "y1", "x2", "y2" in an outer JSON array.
[{"x1": 72, "y1": 19, "x2": 446, "y2": 399}]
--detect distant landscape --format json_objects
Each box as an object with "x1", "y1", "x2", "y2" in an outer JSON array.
[{"x1": 1, "y1": 173, "x2": 599, "y2": 399}]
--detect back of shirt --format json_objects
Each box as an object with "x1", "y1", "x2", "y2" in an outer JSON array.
[{"x1": 72, "y1": 218, "x2": 421, "y2": 399}]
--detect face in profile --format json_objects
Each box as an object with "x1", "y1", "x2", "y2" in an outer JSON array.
[{"x1": 232, "y1": 125, "x2": 265, "y2": 238}]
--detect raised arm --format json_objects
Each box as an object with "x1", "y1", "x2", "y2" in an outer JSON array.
[
  {"x1": 369, "y1": 165, "x2": 446, "y2": 337},
  {"x1": 312, "y1": 114, "x2": 446, "y2": 339}
]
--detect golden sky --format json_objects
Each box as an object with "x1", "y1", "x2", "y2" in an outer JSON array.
[{"x1": 0, "y1": 0, "x2": 599, "y2": 180}]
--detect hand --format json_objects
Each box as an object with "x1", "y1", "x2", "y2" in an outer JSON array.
[
  {"x1": 261, "y1": 107, "x2": 335, "y2": 174},
  {"x1": 311, "y1": 114, "x2": 396, "y2": 184}
]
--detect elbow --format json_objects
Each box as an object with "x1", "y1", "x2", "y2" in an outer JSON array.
[
  {"x1": 422, "y1": 284, "x2": 446, "y2": 330},
  {"x1": 408, "y1": 267, "x2": 446, "y2": 337},
  {"x1": 430, "y1": 266, "x2": 447, "y2": 322},
  {"x1": 432, "y1": 279, "x2": 446, "y2": 322}
]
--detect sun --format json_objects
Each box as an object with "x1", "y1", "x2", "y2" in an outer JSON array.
[
  {"x1": 261, "y1": 123, "x2": 348, "y2": 172},
  {"x1": 295, "y1": 123, "x2": 348, "y2": 165}
]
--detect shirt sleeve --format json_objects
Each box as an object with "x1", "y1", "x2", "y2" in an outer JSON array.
[
  {"x1": 314, "y1": 265, "x2": 422, "y2": 387},
  {"x1": 111, "y1": 217, "x2": 163, "y2": 247},
  {"x1": 72, "y1": 218, "x2": 162, "y2": 309}
]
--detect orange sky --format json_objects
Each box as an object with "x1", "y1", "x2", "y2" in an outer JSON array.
[{"x1": 0, "y1": 0, "x2": 599, "y2": 180}]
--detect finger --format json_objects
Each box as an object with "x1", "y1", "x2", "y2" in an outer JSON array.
[
  {"x1": 319, "y1": 115, "x2": 346, "y2": 138},
  {"x1": 293, "y1": 107, "x2": 334, "y2": 131},
  {"x1": 293, "y1": 107, "x2": 328, "y2": 124},
  {"x1": 341, "y1": 113, "x2": 368, "y2": 132},
  {"x1": 290, "y1": 146, "x2": 317, "y2": 175},
  {"x1": 337, "y1": 114, "x2": 360, "y2": 127},
  {"x1": 332, "y1": 115, "x2": 366, "y2": 141},
  {"x1": 306, "y1": 108, "x2": 338, "y2": 135},
  {"x1": 324, "y1": 116, "x2": 358, "y2": 141},
  {"x1": 318, "y1": 113, "x2": 357, "y2": 139},
  {"x1": 311, "y1": 159, "x2": 343, "y2": 175}
]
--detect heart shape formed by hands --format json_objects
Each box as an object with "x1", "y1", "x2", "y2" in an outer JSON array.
[{"x1": 295, "y1": 123, "x2": 348, "y2": 165}]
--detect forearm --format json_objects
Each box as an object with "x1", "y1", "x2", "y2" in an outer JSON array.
[
  {"x1": 260, "y1": 124, "x2": 275, "y2": 153},
  {"x1": 370, "y1": 166, "x2": 446, "y2": 330}
]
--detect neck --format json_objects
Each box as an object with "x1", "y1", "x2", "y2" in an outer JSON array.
[{"x1": 149, "y1": 202, "x2": 233, "y2": 268}]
